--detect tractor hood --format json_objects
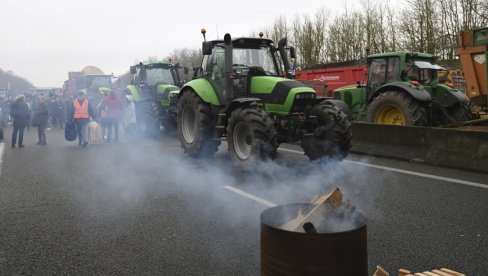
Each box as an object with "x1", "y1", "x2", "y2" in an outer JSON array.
[
  {"x1": 250, "y1": 76, "x2": 316, "y2": 114},
  {"x1": 250, "y1": 76, "x2": 315, "y2": 104}
]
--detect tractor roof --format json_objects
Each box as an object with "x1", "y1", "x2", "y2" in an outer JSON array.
[
  {"x1": 210, "y1": 37, "x2": 275, "y2": 48},
  {"x1": 135, "y1": 62, "x2": 174, "y2": 69},
  {"x1": 368, "y1": 51, "x2": 435, "y2": 60}
]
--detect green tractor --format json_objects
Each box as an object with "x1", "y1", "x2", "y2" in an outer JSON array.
[
  {"x1": 177, "y1": 30, "x2": 352, "y2": 162},
  {"x1": 334, "y1": 51, "x2": 473, "y2": 126},
  {"x1": 124, "y1": 62, "x2": 187, "y2": 136}
]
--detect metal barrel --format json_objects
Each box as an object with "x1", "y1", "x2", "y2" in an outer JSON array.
[{"x1": 260, "y1": 203, "x2": 368, "y2": 276}]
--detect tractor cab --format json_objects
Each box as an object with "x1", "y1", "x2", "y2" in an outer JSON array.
[
  {"x1": 130, "y1": 63, "x2": 182, "y2": 88},
  {"x1": 197, "y1": 31, "x2": 295, "y2": 105}
]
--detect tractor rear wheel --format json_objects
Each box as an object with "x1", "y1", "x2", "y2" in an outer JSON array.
[
  {"x1": 178, "y1": 91, "x2": 220, "y2": 157},
  {"x1": 227, "y1": 107, "x2": 277, "y2": 163},
  {"x1": 301, "y1": 102, "x2": 352, "y2": 161},
  {"x1": 366, "y1": 91, "x2": 428, "y2": 126}
]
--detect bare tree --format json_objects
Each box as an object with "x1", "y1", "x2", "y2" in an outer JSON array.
[
  {"x1": 168, "y1": 48, "x2": 202, "y2": 70},
  {"x1": 292, "y1": 9, "x2": 329, "y2": 68},
  {"x1": 398, "y1": 0, "x2": 439, "y2": 54},
  {"x1": 325, "y1": 8, "x2": 364, "y2": 62}
]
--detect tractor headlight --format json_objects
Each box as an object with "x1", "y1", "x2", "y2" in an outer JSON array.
[{"x1": 295, "y1": 93, "x2": 315, "y2": 100}]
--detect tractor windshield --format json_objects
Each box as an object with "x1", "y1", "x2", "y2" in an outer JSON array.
[
  {"x1": 86, "y1": 76, "x2": 112, "y2": 89},
  {"x1": 233, "y1": 46, "x2": 278, "y2": 76},
  {"x1": 134, "y1": 67, "x2": 175, "y2": 85},
  {"x1": 405, "y1": 60, "x2": 442, "y2": 84}
]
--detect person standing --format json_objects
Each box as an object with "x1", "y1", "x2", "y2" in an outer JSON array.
[
  {"x1": 33, "y1": 96, "x2": 49, "y2": 145},
  {"x1": 96, "y1": 92, "x2": 109, "y2": 139},
  {"x1": 10, "y1": 95, "x2": 31, "y2": 148},
  {"x1": 68, "y1": 91, "x2": 94, "y2": 147},
  {"x1": 0, "y1": 96, "x2": 10, "y2": 129},
  {"x1": 103, "y1": 90, "x2": 123, "y2": 142},
  {"x1": 54, "y1": 96, "x2": 66, "y2": 129}
]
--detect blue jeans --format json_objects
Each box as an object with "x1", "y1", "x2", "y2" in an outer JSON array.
[
  {"x1": 11, "y1": 126, "x2": 25, "y2": 146},
  {"x1": 74, "y1": 119, "x2": 89, "y2": 144}
]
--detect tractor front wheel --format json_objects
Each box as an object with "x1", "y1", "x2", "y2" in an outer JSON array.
[
  {"x1": 141, "y1": 100, "x2": 161, "y2": 138},
  {"x1": 301, "y1": 102, "x2": 352, "y2": 161},
  {"x1": 227, "y1": 107, "x2": 277, "y2": 163},
  {"x1": 178, "y1": 91, "x2": 220, "y2": 157},
  {"x1": 446, "y1": 102, "x2": 475, "y2": 122},
  {"x1": 366, "y1": 91, "x2": 428, "y2": 126}
]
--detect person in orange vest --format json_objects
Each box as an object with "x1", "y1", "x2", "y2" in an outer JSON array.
[{"x1": 68, "y1": 91, "x2": 95, "y2": 147}]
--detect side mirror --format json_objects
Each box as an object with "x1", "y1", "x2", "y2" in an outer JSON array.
[
  {"x1": 289, "y1": 47, "x2": 296, "y2": 59},
  {"x1": 130, "y1": 66, "x2": 136, "y2": 74},
  {"x1": 202, "y1": 42, "x2": 213, "y2": 55}
]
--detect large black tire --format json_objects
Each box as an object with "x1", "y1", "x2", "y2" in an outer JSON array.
[
  {"x1": 366, "y1": 91, "x2": 428, "y2": 126},
  {"x1": 446, "y1": 101, "x2": 475, "y2": 122},
  {"x1": 227, "y1": 107, "x2": 277, "y2": 163},
  {"x1": 301, "y1": 102, "x2": 352, "y2": 161},
  {"x1": 140, "y1": 100, "x2": 161, "y2": 138},
  {"x1": 178, "y1": 91, "x2": 220, "y2": 157}
]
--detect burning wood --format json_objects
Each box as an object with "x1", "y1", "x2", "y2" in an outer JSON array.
[{"x1": 280, "y1": 187, "x2": 360, "y2": 233}]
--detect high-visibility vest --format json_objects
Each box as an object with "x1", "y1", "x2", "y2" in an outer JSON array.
[{"x1": 73, "y1": 99, "x2": 89, "y2": 119}]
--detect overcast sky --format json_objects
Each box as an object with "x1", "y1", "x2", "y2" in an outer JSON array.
[{"x1": 1, "y1": 0, "x2": 373, "y2": 87}]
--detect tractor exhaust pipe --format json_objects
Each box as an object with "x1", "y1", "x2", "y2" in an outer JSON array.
[
  {"x1": 224, "y1": 33, "x2": 234, "y2": 104},
  {"x1": 278, "y1": 38, "x2": 294, "y2": 79}
]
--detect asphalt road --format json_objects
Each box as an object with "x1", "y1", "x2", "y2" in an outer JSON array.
[{"x1": 0, "y1": 126, "x2": 486, "y2": 275}]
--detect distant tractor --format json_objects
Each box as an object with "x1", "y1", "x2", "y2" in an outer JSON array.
[
  {"x1": 334, "y1": 51, "x2": 474, "y2": 126},
  {"x1": 63, "y1": 66, "x2": 113, "y2": 103},
  {"x1": 124, "y1": 62, "x2": 187, "y2": 136},
  {"x1": 177, "y1": 30, "x2": 352, "y2": 162}
]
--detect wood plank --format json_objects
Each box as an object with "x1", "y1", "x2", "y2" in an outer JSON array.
[
  {"x1": 280, "y1": 187, "x2": 342, "y2": 231},
  {"x1": 423, "y1": 271, "x2": 444, "y2": 276},
  {"x1": 439, "y1": 268, "x2": 465, "y2": 276},
  {"x1": 431, "y1": 270, "x2": 456, "y2": 276},
  {"x1": 399, "y1": 268, "x2": 411, "y2": 276},
  {"x1": 372, "y1": 265, "x2": 389, "y2": 276}
]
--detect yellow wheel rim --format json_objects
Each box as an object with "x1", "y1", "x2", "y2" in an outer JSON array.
[{"x1": 375, "y1": 105, "x2": 405, "y2": 125}]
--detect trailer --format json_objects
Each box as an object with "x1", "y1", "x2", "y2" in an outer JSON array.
[
  {"x1": 457, "y1": 27, "x2": 488, "y2": 113},
  {"x1": 296, "y1": 61, "x2": 367, "y2": 96}
]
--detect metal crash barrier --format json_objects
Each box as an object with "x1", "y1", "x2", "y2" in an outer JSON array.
[{"x1": 350, "y1": 123, "x2": 488, "y2": 172}]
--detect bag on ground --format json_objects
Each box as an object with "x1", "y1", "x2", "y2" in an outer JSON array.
[
  {"x1": 65, "y1": 120, "x2": 77, "y2": 141},
  {"x1": 88, "y1": 121, "x2": 103, "y2": 143}
]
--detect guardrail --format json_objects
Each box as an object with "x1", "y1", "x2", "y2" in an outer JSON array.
[{"x1": 350, "y1": 123, "x2": 488, "y2": 172}]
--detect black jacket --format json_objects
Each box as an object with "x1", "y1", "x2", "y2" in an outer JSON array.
[
  {"x1": 10, "y1": 99, "x2": 31, "y2": 128},
  {"x1": 33, "y1": 101, "x2": 49, "y2": 126}
]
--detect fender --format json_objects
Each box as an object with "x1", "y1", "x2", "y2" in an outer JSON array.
[
  {"x1": 180, "y1": 78, "x2": 221, "y2": 106},
  {"x1": 126, "y1": 85, "x2": 141, "y2": 102},
  {"x1": 372, "y1": 82, "x2": 432, "y2": 103},
  {"x1": 226, "y1": 97, "x2": 262, "y2": 117}
]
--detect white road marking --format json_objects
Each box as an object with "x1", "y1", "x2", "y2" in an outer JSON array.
[
  {"x1": 223, "y1": 185, "x2": 277, "y2": 207},
  {"x1": 0, "y1": 143, "x2": 4, "y2": 177},
  {"x1": 278, "y1": 147, "x2": 488, "y2": 189}
]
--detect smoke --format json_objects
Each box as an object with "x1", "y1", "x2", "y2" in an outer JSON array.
[{"x1": 68, "y1": 137, "x2": 377, "y2": 224}]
